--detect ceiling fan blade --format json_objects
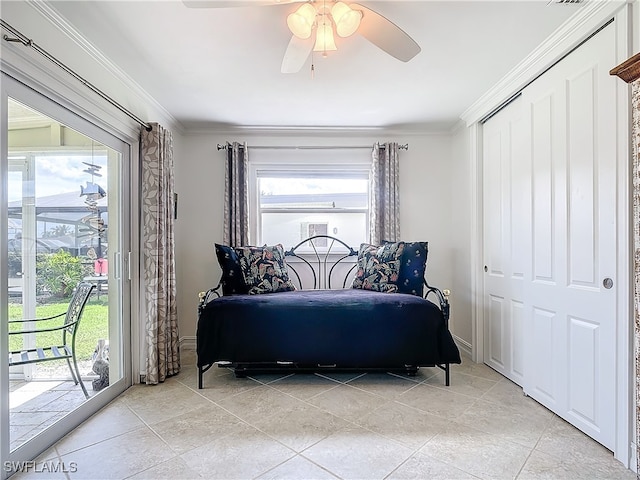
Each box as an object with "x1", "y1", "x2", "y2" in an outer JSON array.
[
  {"x1": 351, "y1": 3, "x2": 421, "y2": 62},
  {"x1": 281, "y1": 34, "x2": 314, "y2": 73},
  {"x1": 182, "y1": 0, "x2": 301, "y2": 8}
]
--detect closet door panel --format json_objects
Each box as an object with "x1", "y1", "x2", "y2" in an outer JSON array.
[
  {"x1": 483, "y1": 21, "x2": 617, "y2": 449},
  {"x1": 482, "y1": 96, "x2": 525, "y2": 385},
  {"x1": 531, "y1": 93, "x2": 557, "y2": 285},
  {"x1": 520, "y1": 22, "x2": 616, "y2": 449},
  {"x1": 567, "y1": 67, "x2": 598, "y2": 289}
]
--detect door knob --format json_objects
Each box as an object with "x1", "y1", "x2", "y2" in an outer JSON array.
[{"x1": 602, "y1": 278, "x2": 613, "y2": 289}]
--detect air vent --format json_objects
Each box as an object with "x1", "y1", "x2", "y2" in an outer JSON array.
[{"x1": 548, "y1": 0, "x2": 585, "y2": 4}]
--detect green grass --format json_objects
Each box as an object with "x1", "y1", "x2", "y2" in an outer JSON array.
[{"x1": 8, "y1": 298, "x2": 109, "y2": 361}]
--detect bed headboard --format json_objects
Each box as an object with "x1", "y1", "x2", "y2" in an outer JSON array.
[
  {"x1": 201, "y1": 235, "x2": 450, "y2": 323},
  {"x1": 284, "y1": 235, "x2": 359, "y2": 290}
]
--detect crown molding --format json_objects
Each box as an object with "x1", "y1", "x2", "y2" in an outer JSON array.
[
  {"x1": 183, "y1": 122, "x2": 455, "y2": 137},
  {"x1": 25, "y1": 0, "x2": 184, "y2": 134},
  {"x1": 461, "y1": 0, "x2": 628, "y2": 126}
]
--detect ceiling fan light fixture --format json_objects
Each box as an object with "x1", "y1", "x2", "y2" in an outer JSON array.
[
  {"x1": 331, "y1": 2, "x2": 362, "y2": 37},
  {"x1": 313, "y1": 14, "x2": 337, "y2": 55},
  {"x1": 287, "y1": 3, "x2": 316, "y2": 39}
]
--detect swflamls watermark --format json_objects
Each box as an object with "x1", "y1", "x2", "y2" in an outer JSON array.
[{"x1": 3, "y1": 460, "x2": 78, "y2": 474}]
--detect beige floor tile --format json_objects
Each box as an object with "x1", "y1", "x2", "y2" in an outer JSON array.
[
  {"x1": 57, "y1": 426, "x2": 175, "y2": 479},
  {"x1": 151, "y1": 403, "x2": 247, "y2": 455},
  {"x1": 8, "y1": 367, "x2": 636, "y2": 480},
  {"x1": 174, "y1": 369, "x2": 200, "y2": 390},
  {"x1": 179, "y1": 423, "x2": 295, "y2": 479},
  {"x1": 315, "y1": 371, "x2": 366, "y2": 383},
  {"x1": 423, "y1": 371, "x2": 499, "y2": 398},
  {"x1": 196, "y1": 373, "x2": 263, "y2": 403},
  {"x1": 256, "y1": 454, "x2": 340, "y2": 479},
  {"x1": 396, "y1": 383, "x2": 477, "y2": 420},
  {"x1": 269, "y1": 373, "x2": 341, "y2": 400},
  {"x1": 354, "y1": 401, "x2": 451, "y2": 450},
  {"x1": 34, "y1": 445, "x2": 62, "y2": 463},
  {"x1": 180, "y1": 349, "x2": 197, "y2": 366},
  {"x1": 248, "y1": 372, "x2": 296, "y2": 384},
  {"x1": 480, "y1": 377, "x2": 549, "y2": 414},
  {"x1": 534, "y1": 415, "x2": 622, "y2": 470},
  {"x1": 303, "y1": 426, "x2": 413, "y2": 480},
  {"x1": 387, "y1": 452, "x2": 481, "y2": 479},
  {"x1": 126, "y1": 457, "x2": 204, "y2": 479},
  {"x1": 54, "y1": 398, "x2": 146, "y2": 455},
  {"x1": 518, "y1": 449, "x2": 637, "y2": 480},
  {"x1": 347, "y1": 372, "x2": 422, "y2": 399},
  {"x1": 215, "y1": 385, "x2": 309, "y2": 424},
  {"x1": 404, "y1": 366, "x2": 441, "y2": 382},
  {"x1": 251, "y1": 402, "x2": 349, "y2": 452},
  {"x1": 122, "y1": 381, "x2": 212, "y2": 425},
  {"x1": 184, "y1": 363, "x2": 245, "y2": 390},
  {"x1": 456, "y1": 398, "x2": 554, "y2": 448},
  {"x1": 451, "y1": 358, "x2": 505, "y2": 382},
  {"x1": 420, "y1": 423, "x2": 531, "y2": 480},
  {"x1": 307, "y1": 384, "x2": 389, "y2": 421}
]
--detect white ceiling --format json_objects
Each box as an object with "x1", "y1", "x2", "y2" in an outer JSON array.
[{"x1": 44, "y1": 1, "x2": 581, "y2": 131}]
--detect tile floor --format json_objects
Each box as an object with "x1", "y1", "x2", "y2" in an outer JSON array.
[{"x1": 10, "y1": 352, "x2": 637, "y2": 480}]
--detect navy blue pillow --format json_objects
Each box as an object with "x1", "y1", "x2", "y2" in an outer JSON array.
[
  {"x1": 214, "y1": 243, "x2": 249, "y2": 295},
  {"x1": 396, "y1": 241, "x2": 428, "y2": 297}
]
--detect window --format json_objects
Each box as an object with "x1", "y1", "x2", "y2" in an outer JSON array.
[{"x1": 251, "y1": 160, "x2": 370, "y2": 249}]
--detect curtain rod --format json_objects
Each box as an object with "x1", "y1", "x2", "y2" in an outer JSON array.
[
  {"x1": 217, "y1": 143, "x2": 409, "y2": 151},
  {"x1": 1, "y1": 19, "x2": 153, "y2": 132}
]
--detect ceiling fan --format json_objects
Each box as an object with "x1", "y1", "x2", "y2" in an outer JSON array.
[{"x1": 182, "y1": 0, "x2": 421, "y2": 73}]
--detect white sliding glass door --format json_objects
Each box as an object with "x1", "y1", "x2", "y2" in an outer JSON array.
[{"x1": 1, "y1": 74, "x2": 132, "y2": 478}]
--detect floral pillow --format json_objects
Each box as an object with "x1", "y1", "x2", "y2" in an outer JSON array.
[
  {"x1": 234, "y1": 244, "x2": 296, "y2": 295},
  {"x1": 352, "y1": 242, "x2": 405, "y2": 293},
  {"x1": 215, "y1": 243, "x2": 249, "y2": 295},
  {"x1": 396, "y1": 241, "x2": 428, "y2": 297}
]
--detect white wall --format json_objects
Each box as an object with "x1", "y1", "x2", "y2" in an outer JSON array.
[
  {"x1": 449, "y1": 123, "x2": 473, "y2": 351},
  {"x1": 173, "y1": 130, "x2": 455, "y2": 344}
]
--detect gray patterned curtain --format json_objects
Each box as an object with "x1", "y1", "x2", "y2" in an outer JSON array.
[
  {"x1": 223, "y1": 142, "x2": 249, "y2": 246},
  {"x1": 370, "y1": 142, "x2": 400, "y2": 244},
  {"x1": 141, "y1": 123, "x2": 179, "y2": 384}
]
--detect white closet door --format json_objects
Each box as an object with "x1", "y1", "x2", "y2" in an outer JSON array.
[
  {"x1": 482, "y1": 21, "x2": 617, "y2": 450},
  {"x1": 521, "y1": 22, "x2": 617, "y2": 449},
  {"x1": 482, "y1": 96, "x2": 527, "y2": 386}
]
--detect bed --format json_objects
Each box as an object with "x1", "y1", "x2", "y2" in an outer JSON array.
[{"x1": 196, "y1": 235, "x2": 461, "y2": 388}]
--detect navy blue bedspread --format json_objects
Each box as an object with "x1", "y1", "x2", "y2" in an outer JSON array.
[{"x1": 197, "y1": 289, "x2": 461, "y2": 369}]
